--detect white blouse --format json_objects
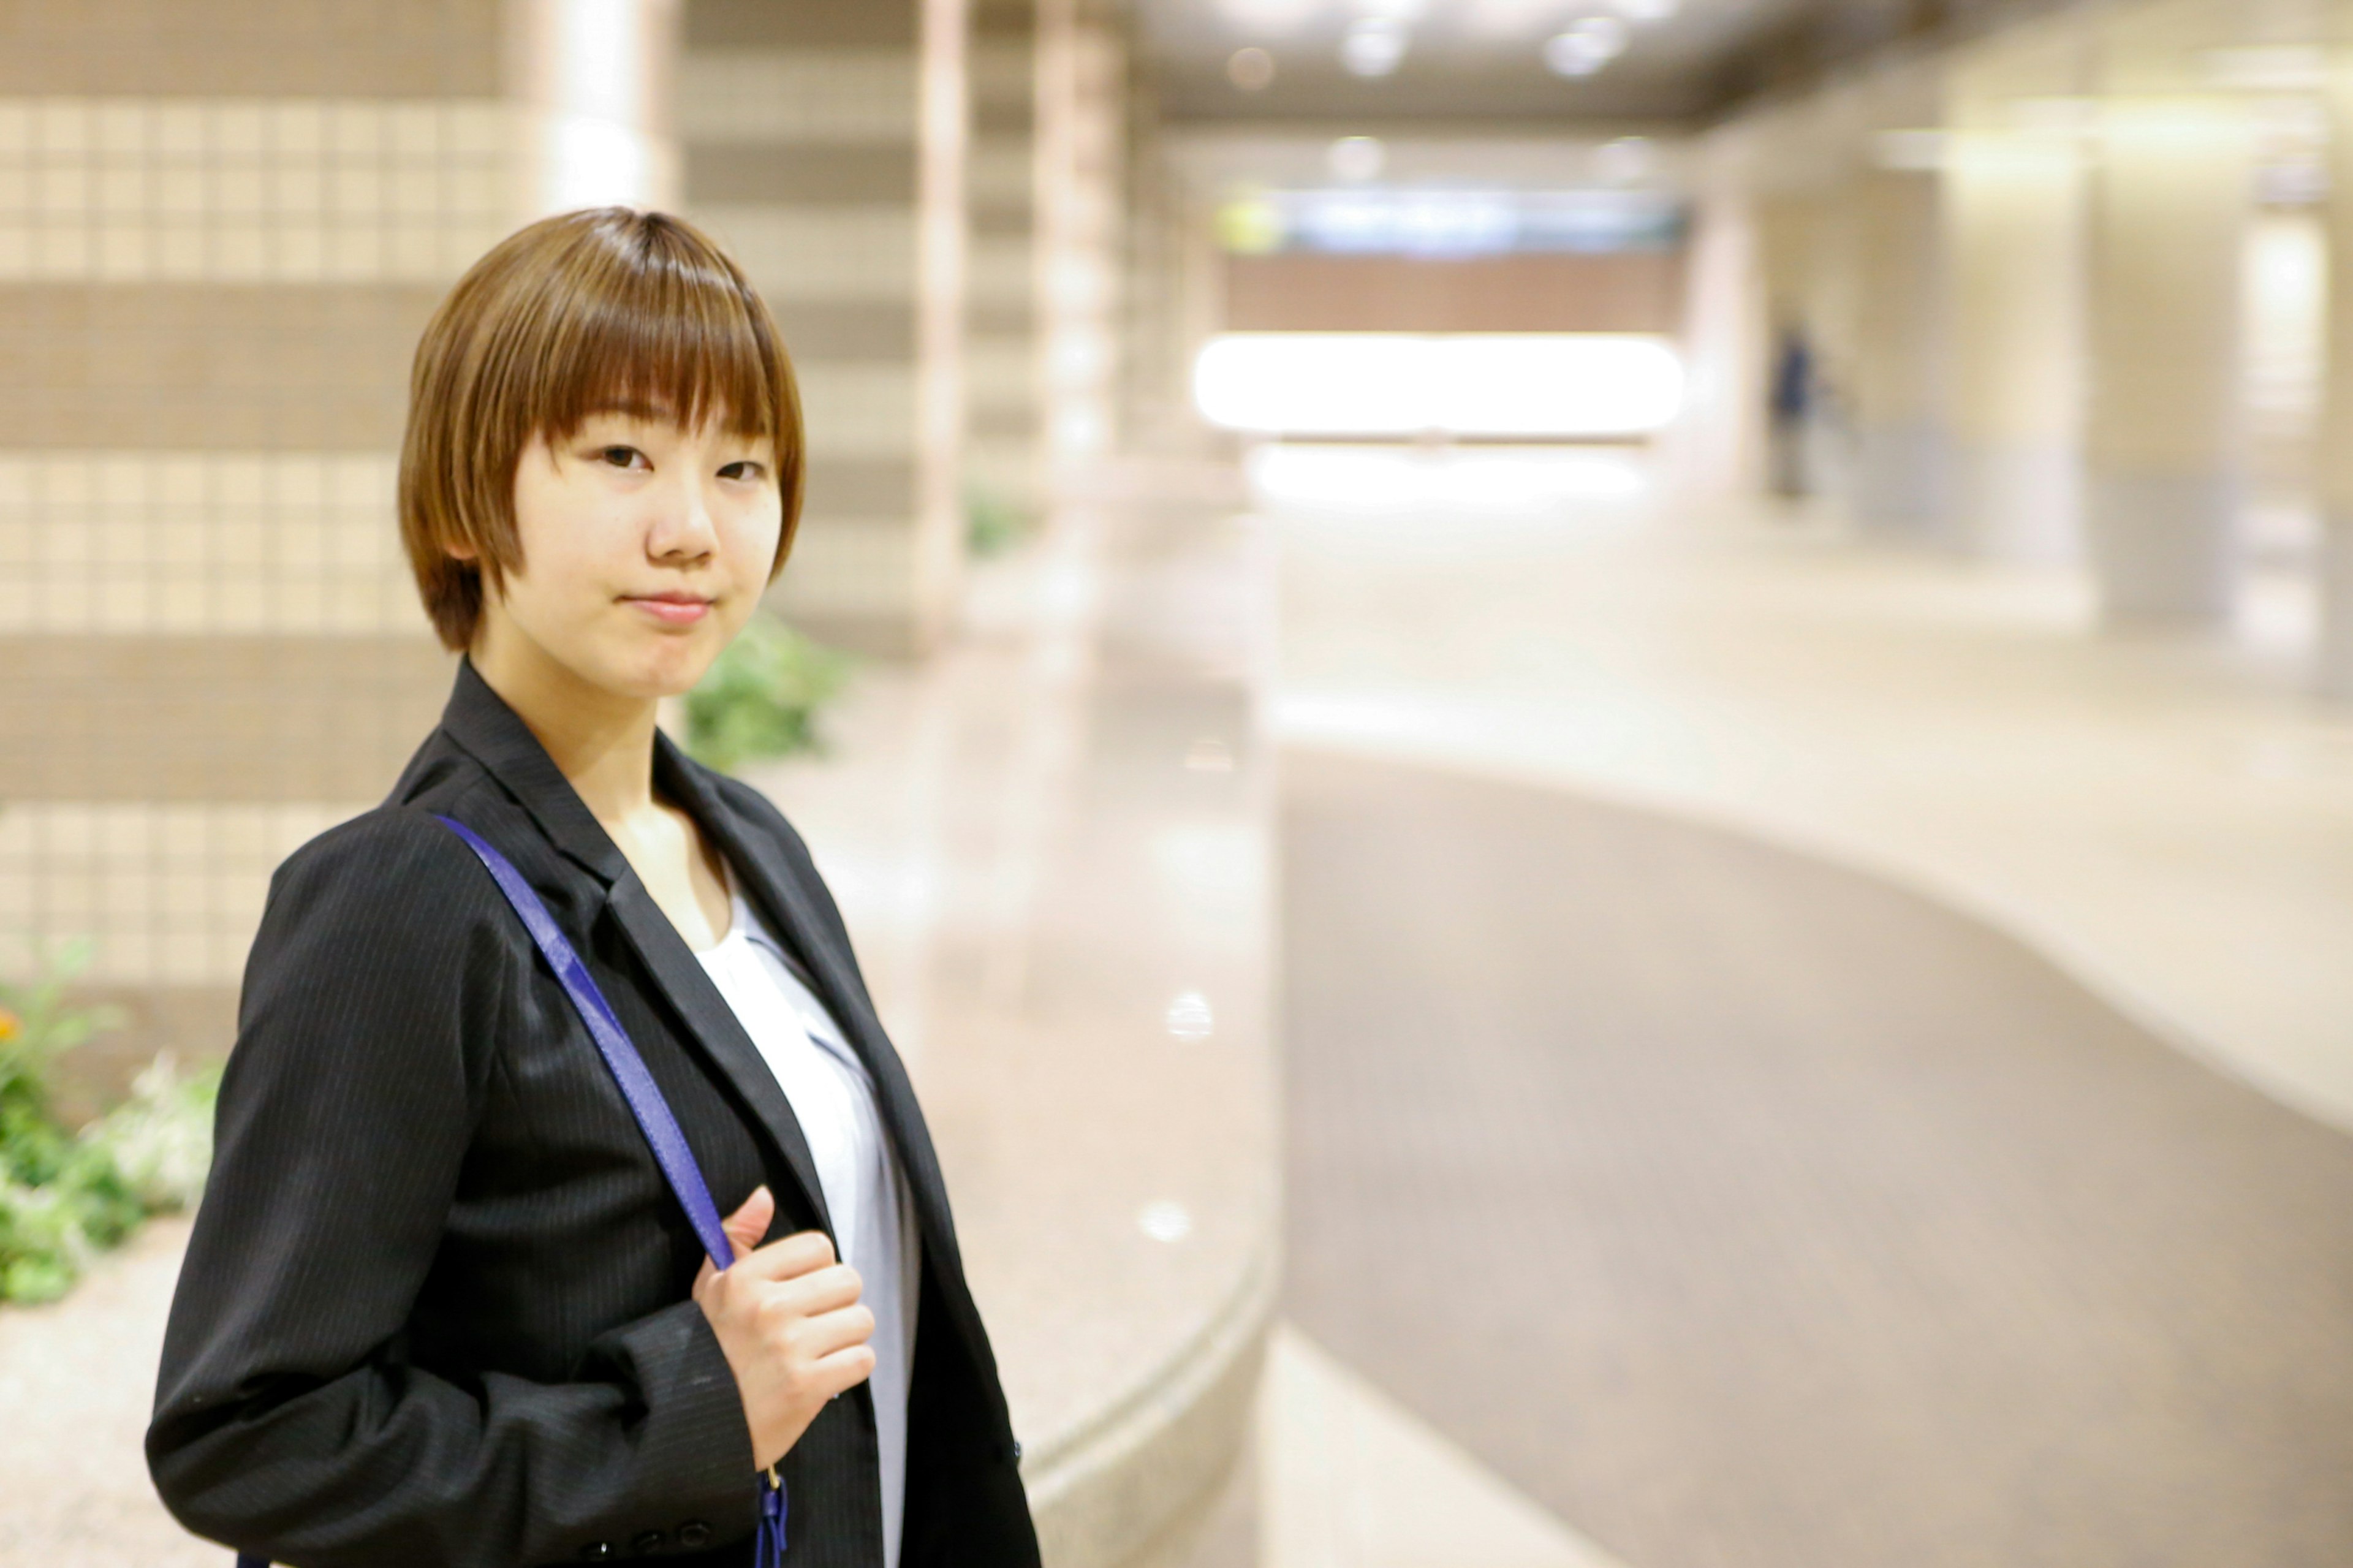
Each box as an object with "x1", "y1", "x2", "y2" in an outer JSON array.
[{"x1": 693, "y1": 868, "x2": 920, "y2": 1568}]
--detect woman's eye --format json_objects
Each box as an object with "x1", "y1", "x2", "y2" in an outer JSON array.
[
  {"x1": 597, "y1": 445, "x2": 646, "y2": 469},
  {"x1": 719, "y1": 460, "x2": 765, "y2": 482}
]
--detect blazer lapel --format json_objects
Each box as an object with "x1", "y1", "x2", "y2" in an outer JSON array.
[
  {"x1": 438, "y1": 657, "x2": 836, "y2": 1243},
  {"x1": 651, "y1": 736, "x2": 977, "y2": 1292}
]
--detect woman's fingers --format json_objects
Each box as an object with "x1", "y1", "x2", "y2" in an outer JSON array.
[
  {"x1": 794, "y1": 1301, "x2": 877, "y2": 1362},
  {"x1": 730, "y1": 1228, "x2": 844, "y2": 1284},
  {"x1": 719, "y1": 1185, "x2": 775, "y2": 1259},
  {"x1": 808, "y1": 1341, "x2": 878, "y2": 1397}
]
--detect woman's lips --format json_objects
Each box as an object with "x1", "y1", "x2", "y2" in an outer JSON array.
[{"x1": 624, "y1": 595, "x2": 712, "y2": 626}]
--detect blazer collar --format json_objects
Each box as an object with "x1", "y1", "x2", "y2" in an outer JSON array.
[
  {"x1": 652, "y1": 727, "x2": 979, "y2": 1296},
  {"x1": 438, "y1": 656, "x2": 838, "y2": 1240},
  {"x1": 439, "y1": 655, "x2": 631, "y2": 887}
]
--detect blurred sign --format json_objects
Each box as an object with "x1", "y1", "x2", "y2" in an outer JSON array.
[{"x1": 1216, "y1": 187, "x2": 1688, "y2": 258}]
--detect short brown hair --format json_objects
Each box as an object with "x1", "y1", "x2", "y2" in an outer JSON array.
[{"x1": 399, "y1": 207, "x2": 804, "y2": 651}]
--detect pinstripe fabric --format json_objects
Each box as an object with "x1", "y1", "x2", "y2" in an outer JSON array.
[{"x1": 147, "y1": 657, "x2": 1039, "y2": 1568}]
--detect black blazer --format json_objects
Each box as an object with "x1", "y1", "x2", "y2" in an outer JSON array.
[{"x1": 148, "y1": 657, "x2": 1041, "y2": 1568}]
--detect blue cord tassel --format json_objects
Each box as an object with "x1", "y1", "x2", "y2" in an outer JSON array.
[{"x1": 756, "y1": 1466, "x2": 789, "y2": 1564}]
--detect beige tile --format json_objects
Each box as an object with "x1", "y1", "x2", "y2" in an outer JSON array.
[
  {"x1": 1260, "y1": 1325, "x2": 1631, "y2": 1568},
  {"x1": 0, "y1": 634, "x2": 452, "y2": 801}
]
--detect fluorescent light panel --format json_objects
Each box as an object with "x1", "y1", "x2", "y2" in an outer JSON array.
[{"x1": 1194, "y1": 332, "x2": 1686, "y2": 437}]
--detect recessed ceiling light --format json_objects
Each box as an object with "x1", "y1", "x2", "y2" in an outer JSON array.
[
  {"x1": 1215, "y1": 0, "x2": 1319, "y2": 29},
  {"x1": 1544, "y1": 17, "x2": 1627, "y2": 76},
  {"x1": 1612, "y1": 0, "x2": 1678, "y2": 21},
  {"x1": 1227, "y1": 46, "x2": 1277, "y2": 90},
  {"x1": 1341, "y1": 18, "x2": 1409, "y2": 76}
]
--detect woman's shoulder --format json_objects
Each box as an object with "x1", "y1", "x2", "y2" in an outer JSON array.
[{"x1": 263, "y1": 797, "x2": 510, "y2": 937}]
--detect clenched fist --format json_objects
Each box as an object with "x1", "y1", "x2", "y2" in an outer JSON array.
[{"x1": 692, "y1": 1186, "x2": 876, "y2": 1471}]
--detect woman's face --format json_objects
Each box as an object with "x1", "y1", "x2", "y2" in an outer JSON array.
[{"x1": 477, "y1": 407, "x2": 782, "y2": 702}]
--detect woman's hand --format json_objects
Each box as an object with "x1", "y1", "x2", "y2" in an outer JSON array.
[{"x1": 692, "y1": 1186, "x2": 877, "y2": 1471}]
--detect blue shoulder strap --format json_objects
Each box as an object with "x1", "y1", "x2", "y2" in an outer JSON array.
[
  {"x1": 234, "y1": 814, "x2": 786, "y2": 1568},
  {"x1": 435, "y1": 814, "x2": 740, "y2": 1270}
]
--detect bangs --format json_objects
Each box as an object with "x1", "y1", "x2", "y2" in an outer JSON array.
[{"x1": 524, "y1": 218, "x2": 786, "y2": 447}]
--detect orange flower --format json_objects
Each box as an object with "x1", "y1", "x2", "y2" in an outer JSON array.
[{"x1": 0, "y1": 1007, "x2": 17, "y2": 1043}]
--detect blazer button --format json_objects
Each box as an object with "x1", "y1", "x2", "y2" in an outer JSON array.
[
  {"x1": 577, "y1": 1545, "x2": 615, "y2": 1562},
  {"x1": 676, "y1": 1521, "x2": 712, "y2": 1550},
  {"x1": 631, "y1": 1530, "x2": 667, "y2": 1555}
]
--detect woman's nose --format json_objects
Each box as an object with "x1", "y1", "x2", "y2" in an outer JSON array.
[{"x1": 650, "y1": 472, "x2": 721, "y2": 559}]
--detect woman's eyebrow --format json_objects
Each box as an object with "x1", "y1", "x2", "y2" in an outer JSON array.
[{"x1": 583, "y1": 399, "x2": 677, "y2": 424}]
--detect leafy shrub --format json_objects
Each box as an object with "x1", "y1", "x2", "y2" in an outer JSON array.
[
  {"x1": 683, "y1": 612, "x2": 852, "y2": 775},
  {"x1": 965, "y1": 482, "x2": 1031, "y2": 558},
  {"x1": 0, "y1": 942, "x2": 219, "y2": 1305}
]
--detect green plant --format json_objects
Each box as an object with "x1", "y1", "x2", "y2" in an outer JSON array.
[
  {"x1": 0, "y1": 944, "x2": 219, "y2": 1305},
  {"x1": 965, "y1": 482, "x2": 1031, "y2": 558},
  {"x1": 683, "y1": 612, "x2": 852, "y2": 775}
]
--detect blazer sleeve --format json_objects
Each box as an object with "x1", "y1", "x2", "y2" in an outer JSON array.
[{"x1": 146, "y1": 807, "x2": 758, "y2": 1567}]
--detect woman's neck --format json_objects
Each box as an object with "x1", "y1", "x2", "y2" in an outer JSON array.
[{"x1": 469, "y1": 621, "x2": 662, "y2": 832}]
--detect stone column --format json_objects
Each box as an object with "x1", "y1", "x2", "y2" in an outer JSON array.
[
  {"x1": 679, "y1": 0, "x2": 969, "y2": 654},
  {"x1": 2317, "y1": 56, "x2": 2353, "y2": 695},
  {"x1": 2081, "y1": 89, "x2": 2252, "y2": 623},
  {"x1": 1672, "y1": 142, "x2": 1769, "y2": 499},
  {"x1": 964, "y1": 0, "x2": 1042, "y2": 531},
  {"x1": 1940, "y1": 34, "x2": 2088, "y2": 563},
  {"x1": 1036, "y1": 0, "x2": 1124, "y2": 482},
  {"x1": 0, "y1": 0, "x2": 673, "y2": 1088},
  {"x1": 1846, "y1": 162, "x2": 1948, "y2": 537}
]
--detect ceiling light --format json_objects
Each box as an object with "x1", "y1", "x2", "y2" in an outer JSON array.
[
  {"x1": 1611, "y1": 0, "x2": 1678, "y2": 20},
  {"x1": 1341, "y1": 18, "x2": 1409, "y2": 76},
  {"x1": 1328, "y1": 135, "x2": 1387, "y2": 181},
  {"x1": 1352, "y1": 0, "x2": 1425, "y2": 17},
  {"x1": 1468, "y1": 0, "x2": 1570, "y2": 32},
  {"x1": 1214, "y1": 0, "x2": 1320, "y2": 29},
  {"x1": 1227, "y1": 47, "x2": 1277, "y2": 90},
  {"x1": 1545, "y1": 17, "x2": 1627, "y2": 76}
]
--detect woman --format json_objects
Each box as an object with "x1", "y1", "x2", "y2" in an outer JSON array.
[{"x1": 146, "y1": 208, "x2": 1040, "y2": 1568}]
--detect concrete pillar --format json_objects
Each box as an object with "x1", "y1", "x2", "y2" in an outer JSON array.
[
  {"x1": 966, "y1": 0, "x2": 1042, "y2": 528},
  {"x1": 1672, "y1": 140, "x2": 1769, "y2": 499},
  {"x1": 1941, "y1": 39, "x2": 2088, "y2": 562},
  {"x1": 1036, "y1": 0, "x2": 1124, "y2": 482},
  {"x1": 1847, "y1": 164, "x2": 1949, "y2": 536},
  {"x1": 2080, "y1": 94, "x2": 2253, "y2": 623},
  {"x1": 680, "y1": 0, "x2": 969, "y2": 654},
  {"x1": 2312, "y1": 62, "x2": 2353, "y2": 694}
]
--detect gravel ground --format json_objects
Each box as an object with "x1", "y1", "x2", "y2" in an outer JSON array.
[{"x1": 0, "y1": 1217, "x2": 218, "y2": 1566}]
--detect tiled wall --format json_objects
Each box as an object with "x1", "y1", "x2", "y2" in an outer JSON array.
[
  {"x1": 1036, "y1": 0, "x2": 1123, "y2": 473},
  {"x1": 0, "y1": 0, "x2": 673, "y2": 1089},
  {"x1": 680, "y1": 0, "x2": 968, "y2": 654},
  {"x1": 966, "y1": 0, "x2": 1040, "y2": 518}
]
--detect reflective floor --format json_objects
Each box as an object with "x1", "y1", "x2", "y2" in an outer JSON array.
[
  {"x1": 1269, "y1": 444, "x2": 2353, "y2": 1132},
  {"x1": 1260, "y1": 442, "x2": 2353, "y2": 1568}
]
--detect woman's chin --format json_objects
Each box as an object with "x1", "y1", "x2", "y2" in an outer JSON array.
[{"x1": 574, "y1": 640, "x2": 719, "y2": 704}]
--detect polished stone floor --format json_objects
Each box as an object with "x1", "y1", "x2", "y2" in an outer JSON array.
[
  {"x1": 1270, "y1": 444, "x2": 2353, "y2": 1132},
  {"x1": 1279, "y1": 749, "x2": 2353, "y2": 1568}
]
